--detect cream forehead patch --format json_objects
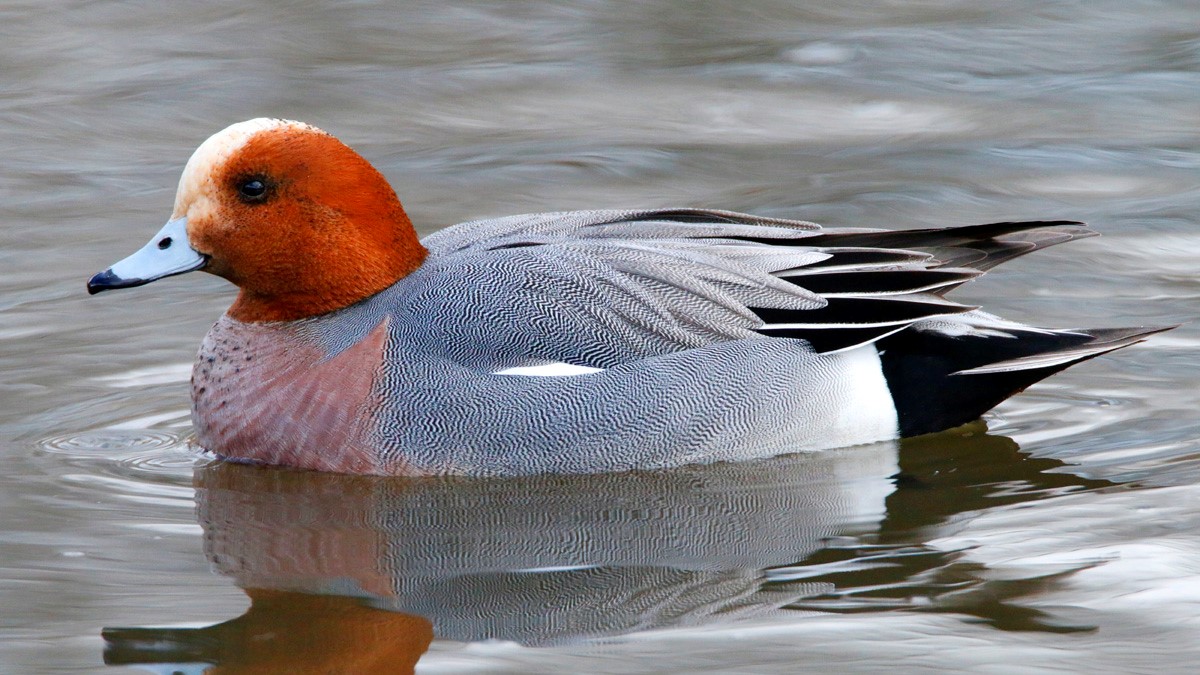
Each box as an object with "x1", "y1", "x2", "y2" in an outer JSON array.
[{"x1": 172, "y1": 118, "x2": 324, "y2": 215}]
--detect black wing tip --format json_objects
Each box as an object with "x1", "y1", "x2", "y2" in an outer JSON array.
[
  {"x1": 1079, "y1": 324, "x2": 1179, "y2": 343},
  {"x1": 981, "y1": 219, "x2": 1085, "y2": 227},
  {"x1": 927, "y1": 220, "x2": 1095, "y2": 240},
  {"x1": 983, "y1": 220, "x2": 1097, "y2": 238}
]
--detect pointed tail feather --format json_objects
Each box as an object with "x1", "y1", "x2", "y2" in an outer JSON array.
[
  {"x1": 879, "y1": 324, "x2": 1175, "y2": 437},
  {"x1": 953, "y1": 325, "x2": 1174, "y2": 375}
]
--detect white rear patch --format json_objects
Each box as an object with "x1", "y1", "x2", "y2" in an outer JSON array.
[
  {"x1": 493, "y1": 362, "x2": 606, "y2": 377},
  {"x1": 825, "y1": 345, "x2": 899, "y2": 447}
]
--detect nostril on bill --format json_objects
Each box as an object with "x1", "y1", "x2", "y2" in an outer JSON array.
[{"x1": 157, "y1": 237, "x2": 172, "y2": 250}]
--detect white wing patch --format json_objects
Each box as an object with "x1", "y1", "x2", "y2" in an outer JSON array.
[{"x1": 493, "y1": 362, "x2": 606, "y2": 377}]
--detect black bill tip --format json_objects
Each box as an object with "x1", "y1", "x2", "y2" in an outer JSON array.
[{"x1": 87, "y1": 269, "x2": 149, "y2": 295}]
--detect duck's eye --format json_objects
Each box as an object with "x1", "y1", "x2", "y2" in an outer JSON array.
[{"x1": 238, "y1": 178, "x2": 268, "y2": 202}]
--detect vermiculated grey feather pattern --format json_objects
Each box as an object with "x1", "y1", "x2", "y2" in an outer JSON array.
[
  {"x1": 370, "y1": 337, "x2": 884, "y2": 475},
  {"x1": 410, "y1": 209, "x2": 981, "y2": 365},
  {"x1": 209, "y1": 209, "x2": 1165, "y2": 475}
]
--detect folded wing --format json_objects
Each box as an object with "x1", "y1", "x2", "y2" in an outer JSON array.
[{"x1": 419, "y1": 210, "x2": 1101, "y2": 364}]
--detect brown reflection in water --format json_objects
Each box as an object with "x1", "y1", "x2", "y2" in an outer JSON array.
[
  {"x1": 103, "y1": 590, "x2": 432, "y2": 674},
  {"x1": 102, "y1": 427, "x2": 1118, "y2": 670}
]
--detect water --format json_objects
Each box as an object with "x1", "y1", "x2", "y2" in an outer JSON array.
[{"x1": 2, "y1": 1, "x2": 1200, "y2": 672}]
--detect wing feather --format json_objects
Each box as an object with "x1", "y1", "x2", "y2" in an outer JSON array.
[{"x1": 417, "y1": 210, "x2": 1092, "y2": 360}]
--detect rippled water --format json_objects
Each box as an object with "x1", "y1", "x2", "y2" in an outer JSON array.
[{"x1": 3, "y1": 1, "x2": 1200, "y2": 673}]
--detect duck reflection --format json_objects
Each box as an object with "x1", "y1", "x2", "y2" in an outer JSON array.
[
  {"x1": 103, "y1": 424, "x2": 1112, "y2": 672},
  {"x1": 777, "y1": 425, "x2": 1112, "y2": 630},
  {"x1": 103, "y1": 591, "x2": 432, "y2": 674}
]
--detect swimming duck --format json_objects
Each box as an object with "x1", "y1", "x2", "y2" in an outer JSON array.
[{"x1": 87, "y1": 118, "x2": 1167, "y2": 476}]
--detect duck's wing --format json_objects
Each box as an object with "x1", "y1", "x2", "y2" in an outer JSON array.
[
  {"x1": 422, "y1": 208, "x2": 827, "y2": 256},
  {"x1": 415, "y1": 210, "x2": 1094, "y2": 367},
  {"x1": 425, "y1": 209, "x2": 1090, "y2": 261}
]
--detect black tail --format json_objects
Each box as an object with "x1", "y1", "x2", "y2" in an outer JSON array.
[
  {"x1": 731, "y1": 217, "x2": 1171, "y2": 433},
  {"x1": 878, "y1": 324, "x2": 1173, "y2": 437}
]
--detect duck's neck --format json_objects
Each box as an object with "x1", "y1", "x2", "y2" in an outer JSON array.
[{"x1": 227, "y1": 215, "x2": 428, "y2": 323}]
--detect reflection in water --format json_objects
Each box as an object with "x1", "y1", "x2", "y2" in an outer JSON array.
[
  {"x1": 780, "y1": 425, "x2": 1112, "y2": 632},
  {"x1": 104, "y1": 427, "x2": 1113, "y2": 671},
  {"x1": 104, "y1": 592, "x2": 432, "y2": 675}
]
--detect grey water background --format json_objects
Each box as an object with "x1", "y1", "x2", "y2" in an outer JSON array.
[{"x1": 3, "y1": 1, "x2": 1200, "y2": 672}]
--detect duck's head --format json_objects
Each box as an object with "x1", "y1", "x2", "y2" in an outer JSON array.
[{"x1": 87, "y1": 118, "x2": 427, "y2": 322}]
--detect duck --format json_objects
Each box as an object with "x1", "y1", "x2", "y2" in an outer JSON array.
[{"x1": 87, "y1": 118, "x2": 1169, "y2": 476}]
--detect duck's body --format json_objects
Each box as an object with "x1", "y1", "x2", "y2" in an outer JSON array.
[
  {"x1": 192, "y1": 264, "x2": 897, "y2": 476},
  {"x1": 89, "y1": 119, "x2": 1167, "y2": 476}
]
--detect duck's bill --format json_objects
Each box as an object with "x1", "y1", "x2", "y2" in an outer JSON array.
[{"x1": 87, "y1": 217, "x2": 207, "y2": 295}]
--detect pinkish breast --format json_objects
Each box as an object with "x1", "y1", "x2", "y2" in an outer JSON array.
[{"x1": 191, "y1": 315, "x2": 394, "y2": 474}]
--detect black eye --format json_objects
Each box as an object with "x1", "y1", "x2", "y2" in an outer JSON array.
[{"x1": 238, "y1": 178, "x2": 268, "y2": 202}]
